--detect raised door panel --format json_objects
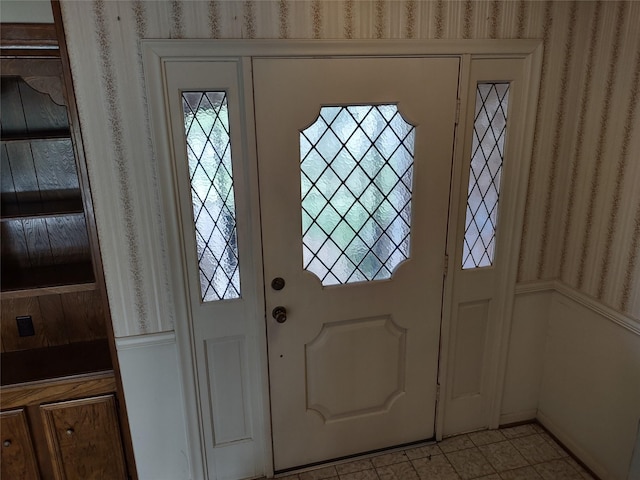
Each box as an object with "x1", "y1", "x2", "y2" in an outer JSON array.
[
  {"x1": 0, "y1": 409, "x2": 40, "y2": 480},
  {"x1": 40, "y1": 394, "x2": 126, "y2": 480}
]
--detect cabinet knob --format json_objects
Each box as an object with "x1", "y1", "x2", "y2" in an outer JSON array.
[
  {"x1": 3, "y1": 440, "x2": 11, "y2": 447},
  {"x1": 66, "y1": 428, "x2": 74, "y2": 436}
]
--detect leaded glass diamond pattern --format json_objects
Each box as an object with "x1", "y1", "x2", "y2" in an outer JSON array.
[
  {"x1": 301, "y1": 105, "x2": 415, "y2": 286},
  {"x1": 182, "y1": 91, "x2": 240, "y2": 301},
  {"x1": 462, "y1": 83, "x2": 510, "y2": 269}
]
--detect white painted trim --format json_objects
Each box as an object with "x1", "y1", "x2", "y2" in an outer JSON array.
[
  {"x1": 142, "y1": 39, "x2": 542, "y2": 59},
  {"x1": 143, "y1": 44, "x2": 208, "y2": 480},
  {"x1": 499, "y1": 410, "x2": 537, "y2": 427},
  {"x1": 239, "y1": 55, "x2": 274, "y2": 479},
  {"x1": 436, "y1": 52, "x2": 473, "y2": 441},
  {"x1": 489, "y1": 43, "x2": 544, "y2": 428},
  {"x1": 537, "y1": 410, "x2": 612, "y2": 480},
  {"x1": 553, "y1": 282, "x2": 640, "y2": 337},
  {"x1": 439, "y1": 47, "x2": 544, "y2": 435},
  {"x1": 115, "y1": 331, "x2": 177, "y2": 350},
  {"x1": 515, "y1": 280, "x2": 640, "y2": 336}
]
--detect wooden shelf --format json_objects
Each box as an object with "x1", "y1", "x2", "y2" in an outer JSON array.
[
  {"x1": 1, "y1": 282, "x2": 97, "y2": 300},
  {"x1": 0, "y1": 129, "x2": 71, "y2": 143},
  {"x1": 1, "y1": 197, "x2": 84, "y2": 221},
  {"x1": 1, "y1": 261, "x2": 95, "y2": 298},
  {"x1": 0, "y1": 339, "x2": 113, "y2": 388}
]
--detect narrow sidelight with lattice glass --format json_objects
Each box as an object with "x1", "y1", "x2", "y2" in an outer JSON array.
[
  {"x1": 182, "y1": 91, "x2": 240, "y2": 301},
  {"x1": 462, "y1": 83, "x2": 510, "y2": 269}
]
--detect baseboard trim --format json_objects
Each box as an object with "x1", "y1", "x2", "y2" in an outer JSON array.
[
  {"x1": 515, "y1": 280, "x2": 640, "y2": 336},
  {"x1": 115, "y1": 331, "x2": 177, "y2": 350},
  {"x1": 499, "y1": 410, "x2": 537, "y2": 427},
  {"x1": 537, "y1": 410, "x2": 611, "y2": 480}
]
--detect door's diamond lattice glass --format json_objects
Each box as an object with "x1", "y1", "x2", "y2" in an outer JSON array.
[
  {"x1": 462, "y1": 83, "x2": 510, "y2": 269},
  {"x1": 300, "y1": 105, "x2": 415, "y2": 286},
  {"x1": 182, "y1": 91, "x2": 240, "y2": 301}
]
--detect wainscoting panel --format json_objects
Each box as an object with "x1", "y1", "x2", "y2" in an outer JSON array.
[
  {"x1": 538, "y1": 287, "x2": 640, "y2": 480},
  {"x1": 116, "y1": 333, "x2": 191, "y2": 480}
]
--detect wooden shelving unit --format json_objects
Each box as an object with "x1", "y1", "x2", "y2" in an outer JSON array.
[
  {"x1": 1, "y1": 196, "x2": 84, "y2": 221},
  {"x1": 1, "y1": 73, "x2": 96, "y2": 304},
  {"x1": 1, "y1": 14, "x2": 138, "y2": 479}
]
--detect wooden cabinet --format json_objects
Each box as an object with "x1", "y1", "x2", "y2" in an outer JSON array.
[
  {"x1": 41, "y1": 395, "x2": 127, "y2": 480},
  {"x1": 0, "y1": 56, "x2": 108, "y2": 363},
  {"x1": 1, "y1": 373, "x2": 127, "y2": 480},
  {"x1": 1, "y1": 17, "x2": 136, "y2": 480},
  {"x1": 1, "y1": 409, "x2": 40, "y2": 480}
]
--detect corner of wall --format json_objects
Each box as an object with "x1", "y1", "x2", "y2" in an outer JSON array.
[{"x1": 537, "y1": 286, "x2": 640, "y2": 480}]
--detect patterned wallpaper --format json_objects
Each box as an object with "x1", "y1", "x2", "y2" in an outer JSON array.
[{"x1": 60, "y1": 0, "x2": 640, "y2": 336}]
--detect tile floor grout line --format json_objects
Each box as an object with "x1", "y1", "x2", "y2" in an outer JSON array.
[{"x1": 272, "y1": 422, "x2": 595, "y2": 480}]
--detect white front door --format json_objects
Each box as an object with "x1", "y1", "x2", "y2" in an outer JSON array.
[{"x1": 253, "y1": 57, "x2": 460, "y2": 471}]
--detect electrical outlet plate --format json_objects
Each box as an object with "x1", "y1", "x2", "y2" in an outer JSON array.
[{"x1": 16, "y1": 315, "x2": 35, "y2": 337}]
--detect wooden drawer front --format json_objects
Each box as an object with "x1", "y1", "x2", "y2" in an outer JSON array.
[
  {"x1": 1, "y1": 409, "x2": 40, "y2": 480},
  {"x1": 40, "y1": 395, "x2": 127, "y2": 480}
]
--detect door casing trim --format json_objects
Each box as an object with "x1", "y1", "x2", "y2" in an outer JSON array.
[{"x1": 143, "y1": 39, "x2": 543, "y2": 479}]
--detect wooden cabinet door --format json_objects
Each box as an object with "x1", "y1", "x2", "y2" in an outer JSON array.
[
  {"x1": 40, "y1": 395, "x2": 127, "y2": 480},
  {"x1": 1, "y1": 409, "x2": 40, "y2": 480}
]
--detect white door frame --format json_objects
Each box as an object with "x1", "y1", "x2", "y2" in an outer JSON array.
[{"x1": 143, "y1": 40, "x2": 542, "y2": 480}]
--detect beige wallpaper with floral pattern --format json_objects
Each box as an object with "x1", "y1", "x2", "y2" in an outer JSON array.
[{"x1": 60, "y1": 0, "x2": 640, "y2": 336}]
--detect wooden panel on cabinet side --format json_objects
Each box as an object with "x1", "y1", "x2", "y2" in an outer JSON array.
[
  {"x1": 1, "y1": 290, "x2": 105, "y2": 353},
  {"x1": 1, "y1": 296, "x2": 47, "y2": 352},
  {"x1": 2, "y1": 141, "x2": 40, "y2": 204},
  {"x1": 0, "y1": 342, "x2": 113, "y2": 389},
  {"x1": 0, "y1": 77, "x2": 28, "y2": 132},
  {"x1": 0, "y1": 219, "x2": 31, "y2": 273},
  {"x1": 22, "y1": 217, "x2": 54, "y2": 267},
  {"x1": 0, "y1": 24, "x2": 58, "y2": 48},
  {"x1": 1, "y1": 371, "x2": 115, "y2": 409},
  {"x1": 1, "y1": 261, "x2": 95, "y2": 295},
  {"x1": 60, "y1": 290, "x2": 106, "y2": 343},
  {"x1": 0, "y1": 409, "x2": 41, "y2": 480},
  {"x1": 41, "y1": 394, "x2": 127, "y2": 480}
]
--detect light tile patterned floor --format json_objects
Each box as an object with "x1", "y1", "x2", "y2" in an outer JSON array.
[{"x1": 273, "y1": 424, "x2": 595, "y2": 480}]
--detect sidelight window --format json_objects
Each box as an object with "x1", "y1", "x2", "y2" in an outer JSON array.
[
  {"x1": 182, "y1": 91, "x2": 240, "y2": 301},
  {"x1": 462, "y1": 83, "x2": 510, "y2": 269}
]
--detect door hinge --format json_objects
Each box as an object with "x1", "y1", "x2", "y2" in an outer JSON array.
[
  {"x1": 455, "y1": 98, "x2": 461, "y2": 125},
  {"x1": 443, "y1": 253, "x2": 449, "y2": 277}
]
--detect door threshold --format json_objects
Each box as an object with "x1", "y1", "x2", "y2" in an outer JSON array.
[{"x1": 274, "y1": 438, "x2": 437, "y2": 477}]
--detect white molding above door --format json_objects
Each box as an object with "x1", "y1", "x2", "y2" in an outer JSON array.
[{"x1": 142, "y1": 39, "x2": 542, "y2": 480}]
